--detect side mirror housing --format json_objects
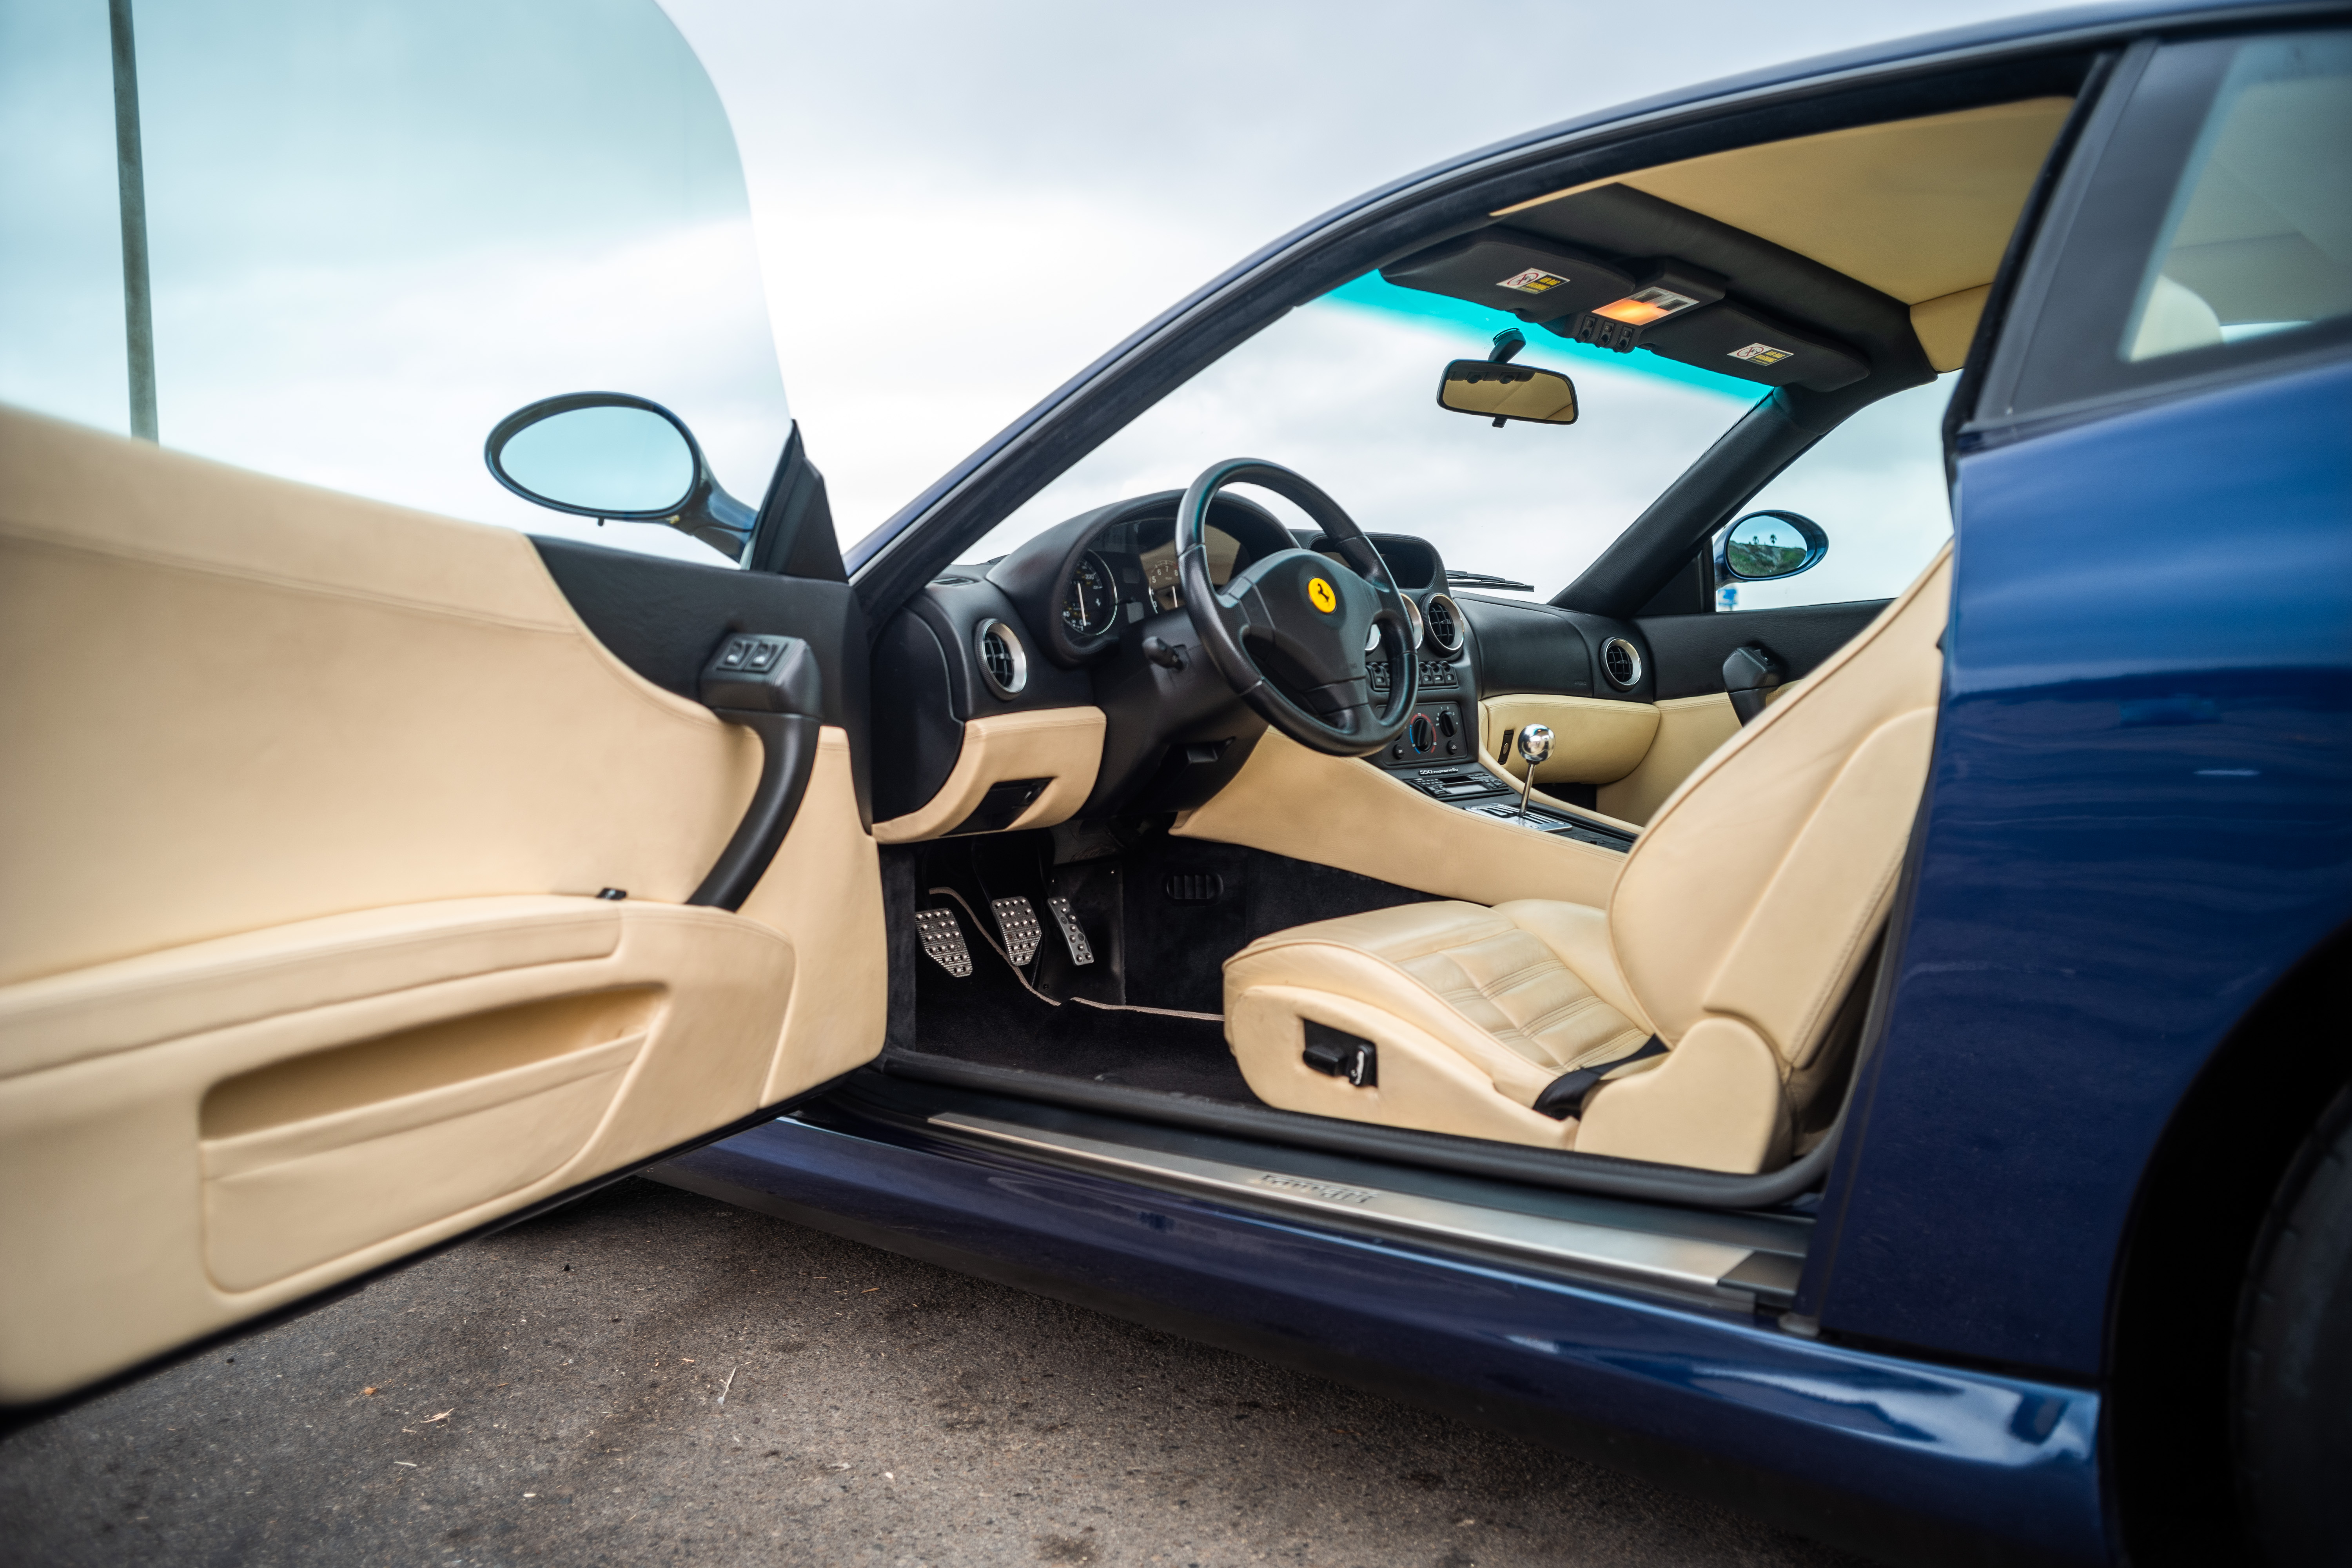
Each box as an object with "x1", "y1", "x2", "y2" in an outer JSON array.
[
  {"x1": 1436, "y1": 360, "x2": 1578, "y2": 426},
  {"x1": 485, "y1": 392, "x2": 755, "y2": 561},
  {"x1": 1716, "y1": 510, "x2": 1828, "y2": 582}
]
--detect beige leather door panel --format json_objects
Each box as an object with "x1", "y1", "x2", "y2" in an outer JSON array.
[{"x1": 0, "y1": 409, "x2": 884, "y2": 1403}]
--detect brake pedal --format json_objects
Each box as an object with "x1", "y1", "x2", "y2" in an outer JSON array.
[
  {"x1": 990, "y1": 896, "x2": 1043, "y2": 966},
  {"x1": 1046, "y1": 896, "x2": 1094, "y2": 966},
  {"x1": 913, "y1": 907, "x2": 973, "y2": 977}
]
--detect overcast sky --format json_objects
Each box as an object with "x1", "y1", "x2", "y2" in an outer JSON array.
[
  {"x1": 3, "y1": 0, "x2": 2053, "y2": 592},
  {"x1": 662, "y1": 0, "x2": 2053, "y2": 579}
]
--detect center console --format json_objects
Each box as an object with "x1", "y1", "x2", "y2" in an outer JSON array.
[{"x1": 1367, "y1": 649, "x2": 1636, "y2": 855}]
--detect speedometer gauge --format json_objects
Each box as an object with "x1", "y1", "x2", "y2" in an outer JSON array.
[{"x1": 1062, "y1": 551, "x2": 1120, "y2": 638}]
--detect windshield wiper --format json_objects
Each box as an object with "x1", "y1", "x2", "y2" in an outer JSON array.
[{"x1": 1446, "y1": 570, "x2": 1535, "y2": 591}]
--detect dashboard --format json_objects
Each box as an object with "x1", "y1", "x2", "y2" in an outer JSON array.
[{"x1": 870, "y1": 488, "x2": 1644, "y2": 853}]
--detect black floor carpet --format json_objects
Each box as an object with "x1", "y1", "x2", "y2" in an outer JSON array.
[{"x1": 913, "y1": 924, "x2": 1254, "y2": 1102}]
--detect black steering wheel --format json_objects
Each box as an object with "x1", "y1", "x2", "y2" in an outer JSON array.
[{"x1": 1177, "y1": 458, "x2": 1419, "y2": 757}]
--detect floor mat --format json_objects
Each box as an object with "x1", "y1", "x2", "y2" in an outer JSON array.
[{"x1": 915, "y1": 931, "x2": 1255, "y2": 1102}]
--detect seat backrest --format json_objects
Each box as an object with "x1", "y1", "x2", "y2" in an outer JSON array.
[{"x1": 1608, "y1": 543, "x2": 1950, "y2": 1101}]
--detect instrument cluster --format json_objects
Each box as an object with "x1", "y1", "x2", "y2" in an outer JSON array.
[{"x1": 1055, "y1": 523, "x2": 1247, "y2": 639}]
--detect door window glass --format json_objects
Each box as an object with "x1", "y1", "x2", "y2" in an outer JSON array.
[
  {"x1": 0, "y1": 0, "x2": 787, "y2": 568},
  {"x1": 2122, "y1": 32, "x2": 2352, "y2": 363},
  {"x1": 2002, "y1": 29, "x2": 2352, "y2": 417},
  {"x1": 1713, "y1": 373, "x2": 1956, "y2": 612}
]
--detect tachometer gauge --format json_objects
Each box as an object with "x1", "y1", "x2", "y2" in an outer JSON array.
[{"x1": 1062, "y1": 551, "x2": 1120, "y2": 638}]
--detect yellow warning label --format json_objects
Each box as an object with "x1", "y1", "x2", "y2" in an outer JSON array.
[{"x1": 1307, "y1": 577, "x2": 1338, "y2": 613}]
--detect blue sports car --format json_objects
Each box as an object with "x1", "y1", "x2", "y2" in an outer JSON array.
[{"x1": 1, "y1": 2, "x2": 2345, "y2": 1563}]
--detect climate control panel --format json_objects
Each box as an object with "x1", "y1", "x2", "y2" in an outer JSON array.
[{"x1": 1381, "y1": 701, "x2": 1466, "y2": 765}]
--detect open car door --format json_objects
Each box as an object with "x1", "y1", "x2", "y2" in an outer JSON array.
[
  {"x1": 0, "y1": 410, "x2": 881, "y2": 1408},
  {"x1": 0, "y1": 0, "x2": 883, "y2": 1408}
]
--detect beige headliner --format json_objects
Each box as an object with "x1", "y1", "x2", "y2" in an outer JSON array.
[{"x1": 1500, "y1": 98, "x2": 2074, "y2": 370}]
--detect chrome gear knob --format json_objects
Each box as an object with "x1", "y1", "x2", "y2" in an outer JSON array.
[{"x1": 1514, "y1": 723, "x2": 1553, "y2": 819}]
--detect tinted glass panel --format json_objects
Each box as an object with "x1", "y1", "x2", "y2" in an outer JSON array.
[
  {"x1": 2005, "y1": 30, "x2": 2352, "y2": 417},
  {"x1": 1715, "y1": 373, "x2": 1955, "y2": 612},
  {"x1": 2124, "y1": 33, "x2": 2352, "y2": 362}
]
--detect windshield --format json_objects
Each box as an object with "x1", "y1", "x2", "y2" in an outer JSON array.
[{"x1": 967, "y1": 271, "x2": 1760, "y2": 597}]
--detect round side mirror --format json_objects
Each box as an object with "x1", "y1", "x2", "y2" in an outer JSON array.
[
  {"x1": 1718, "y1": 510, "x2": 1828, "y2": 582},
  {"x1": 485, "y1": 392, "x2": 755, "y2": 561}
]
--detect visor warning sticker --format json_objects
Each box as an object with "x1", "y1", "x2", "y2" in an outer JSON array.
[
  {"x1": 1498, "y1": 268, "x2": 1568, "y2": 295},
  {"x1": 1730, "y1": 342, "x2": 1794, "y2": 365}
]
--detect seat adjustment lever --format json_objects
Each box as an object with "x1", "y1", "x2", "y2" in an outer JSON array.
[{"x1": 1301, "y1": 1021, "x2": 1377, "y2": 1087}]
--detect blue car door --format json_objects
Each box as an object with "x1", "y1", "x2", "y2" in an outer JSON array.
[{"x1": 1804, "y1": 26, "x2": 2352, "y2": 1555}]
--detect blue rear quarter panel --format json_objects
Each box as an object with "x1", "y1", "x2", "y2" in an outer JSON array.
[{"x1": 1819, "y1": 356, "x2": 2352, "y2": 1374}]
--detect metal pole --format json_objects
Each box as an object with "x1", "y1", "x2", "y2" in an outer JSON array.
[{"x1": 109, "y1": 0, "x2": 157, "y2": 442}]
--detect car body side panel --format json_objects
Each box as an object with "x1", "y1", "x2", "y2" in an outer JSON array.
[
  {"x1": 1815, "y1": 356, "x2": 2352, "y2": 1374},
  {"x1": 673, "y1": 1112, "x2": 2107, "y2": 1566}
]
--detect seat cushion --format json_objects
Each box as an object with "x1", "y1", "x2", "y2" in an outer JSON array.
[{"x1": 1223, "y1": 900, "x2": 1657, "y2": 1148}]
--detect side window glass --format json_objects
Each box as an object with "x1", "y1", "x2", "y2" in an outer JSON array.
[
  {"x1": 2123, "y1": 33, "x2": 2352, "y2": 363},
  {"x1": 0, "y1": 0, "x2": 788, "y2": 569},
  {"x1": 2005, "y1": 29, "x2": 2352, "y2": 417},
  {"x1": 1712, "y1": 372, "x2": 1956, "y2": 612}
]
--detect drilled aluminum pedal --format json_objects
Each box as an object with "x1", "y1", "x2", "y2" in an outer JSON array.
[
  {"x1": 913, "y1": 907, "x2": 973, "y2": 977},
  {"x1": 1047, "y1": 896, "x2": 1094, "y2": 966},
  {"x1": 991, "y1": 897, "x2": 1042, "y2": 967}
]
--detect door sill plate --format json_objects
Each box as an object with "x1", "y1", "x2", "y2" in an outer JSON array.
[{"x1": 929, "y1": 1111, "x2": 1799, "y2": 1305}]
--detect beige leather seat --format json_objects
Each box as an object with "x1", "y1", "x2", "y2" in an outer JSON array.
[{"x1": 1222, "y1": 544, "x2": 1951, "y2": 1172}]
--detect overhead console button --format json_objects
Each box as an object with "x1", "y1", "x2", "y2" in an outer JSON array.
[{"x1": 1552, "y1": 295, "x2": 1867, "y2": 392}]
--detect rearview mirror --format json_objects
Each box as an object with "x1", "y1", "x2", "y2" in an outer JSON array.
[
  {"x1": 1436, "y1": 360, "x2": 1578, "y2": 426},
  {"x1": 485, "y1": 392, "x2": 756, "y2": 561},
  {"x1": 1717, "y1": 510, "x2": 1828, "y2": 581}
]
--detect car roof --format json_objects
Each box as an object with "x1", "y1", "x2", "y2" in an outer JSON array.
[{"x1": 1460, "y1": 0, "x2": 2291, "y2": 181}]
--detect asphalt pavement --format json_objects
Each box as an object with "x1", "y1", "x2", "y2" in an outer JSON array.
[{"x1": 0, "y1": 1175, "x2": 1866, "y2": 1568}]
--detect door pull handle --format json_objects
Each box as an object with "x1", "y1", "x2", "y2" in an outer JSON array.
[{"x1": 690, "y1": 634, "x2": 824, "y2": 911}]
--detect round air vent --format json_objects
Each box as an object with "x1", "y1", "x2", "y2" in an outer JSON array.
[
  {"x1": 1601, "y1": 635, "x2": 1642, "y2": 690},
  {"x1": 1424, "y1": 593, "x2": 1464, "y2": 654},
  {"x1": 975, "y1": 618, "x2": 1029, "y2": 698}
]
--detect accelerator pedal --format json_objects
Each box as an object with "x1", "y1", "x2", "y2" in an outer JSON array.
[{"x1": 1047, "y1": 896, "x2": 1094, "y2": 965}]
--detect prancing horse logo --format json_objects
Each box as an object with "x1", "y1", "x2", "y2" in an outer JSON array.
[{"x1": 1307, "y1": 577, "x2": 1338, "y2": 613}]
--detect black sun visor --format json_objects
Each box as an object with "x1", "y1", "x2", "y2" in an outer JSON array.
[{"x1": 1381, "y1": 217, "x2": 1869, "y2": 394}]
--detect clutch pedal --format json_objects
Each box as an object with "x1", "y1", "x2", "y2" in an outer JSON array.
[
  {"x1": 913, "y1": 907, "x2": 973, "y2": 977},
  {"x1": 990, "y1": 897, "x2": 1044, "y2": 967},
  {"x1": 1046, "y1": 895, "x2": 1094, "y2": 965}
]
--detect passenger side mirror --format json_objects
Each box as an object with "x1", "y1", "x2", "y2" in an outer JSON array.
[
  {"x1": 1436, "y1": 360, "x2": 1578, "y2": 426},
  {"x1": 485, "y1": 392, "x2": 756, "y2": 561},
  {"x1": 1717, "y1": 510, "x2": 1827, "y2": 581}
]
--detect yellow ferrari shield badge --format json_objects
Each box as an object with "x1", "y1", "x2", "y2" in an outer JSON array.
[{"x1": 1307, "y1": 577, "x2": 1338, "y2": 613}]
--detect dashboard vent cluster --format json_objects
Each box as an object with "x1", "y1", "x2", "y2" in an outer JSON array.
[{"x1": 1601, "y1": 635, "x2": 1642, "y2": 689}]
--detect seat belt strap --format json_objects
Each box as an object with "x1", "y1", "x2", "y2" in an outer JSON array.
[{"x1": 1532, "y1": 1035, "x2": 1669, "y2": 1120}]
